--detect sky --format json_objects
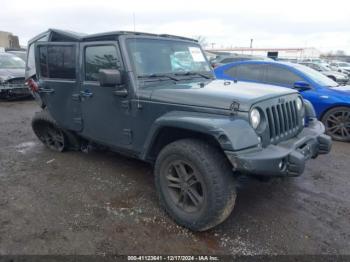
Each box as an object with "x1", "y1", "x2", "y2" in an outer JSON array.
[{"x1": 1, "y1": 0, "x2": 350, "y2": 54}]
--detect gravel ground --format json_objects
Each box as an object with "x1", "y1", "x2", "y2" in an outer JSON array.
[{"x1": 0, "y1": 99, "x2": 349, "y2": 255}]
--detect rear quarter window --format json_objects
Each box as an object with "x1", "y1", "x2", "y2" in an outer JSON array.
[
  {"x1": 25, "y1": 44, "x2": 36, "y2": 78},
  {"x1": 25, "y1": 34, "x2": 49, "y2": 79},
  {"x1": 224, "y1": 64, "x2": 266, "y2": 82}
]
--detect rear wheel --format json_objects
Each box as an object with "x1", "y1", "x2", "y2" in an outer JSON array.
[
  {"x1": 155, "y1": 139, "x2": 237, "y2": 231},
  {"x1": 32, "y1": 111, "x2": 66, "y2": 152},
  {"x1": 322, "y1": 107, "x2": 350, "y2": 142}
]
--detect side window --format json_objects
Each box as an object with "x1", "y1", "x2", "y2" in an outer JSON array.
[
  {"x1": 221, "y1": 58, "x2": 236, "y2": 63},
  {"x1": 38, "y1": 45, "x2": 76, "y2": 79},
  {"x1": 85, "y1": 45, "x2": 118, "y2": 81},
  {"x1": 265, "y1": 65, "x2": 302, "y2": 87},
  {"x1": 224, "y1": 64, "x2": 265, "y2": 82}
]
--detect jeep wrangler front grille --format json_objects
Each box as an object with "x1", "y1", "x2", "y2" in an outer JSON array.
[{"x1": 265, "y1": 100, "x2": 300, "y2": 143}]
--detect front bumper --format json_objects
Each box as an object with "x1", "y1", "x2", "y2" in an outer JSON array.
[
  {"x1": 0, "y1": 83, "x2": 30, "y2": 95},
  {"x1": 225, "y1": 120, "x2": 332, "y2": 177}
]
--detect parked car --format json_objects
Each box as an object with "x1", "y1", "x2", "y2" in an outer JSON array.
[
  {"x1": 215, "y1": 60, "x2": 350, "y2": 141},
  {"x1": 298, "y1": 58, "x2": 328, "y2": 64},
  {"x1": 0, "y1": 52, "x2": 31, "y2": 99},
  {"x1": 211, "y1": 54, "x2": 272, "y2": 68},
  {"x1": 299, "y1": 62, "x2": 349, "y2": 84},
  {"x1": 26, "y1": 29, "x2": 331, "y2": 231},
  {"x1": 330, "y1": 61, "x2": 350, "y2": 75}
]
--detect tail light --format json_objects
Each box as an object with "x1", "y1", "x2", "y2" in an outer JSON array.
[{"x1": 26, "y1": 78, "x2": 39, "y2": 92}]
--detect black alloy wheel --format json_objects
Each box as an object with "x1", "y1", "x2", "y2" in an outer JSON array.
[
  {"x1": 162, "y1": 160, "x2": 205, "y2": 213},
  {"x1": 155, "y1": 139, "x2": 237, "y2": 231},
  {"x1": 40, "y1": 124, "x2": 66, "y2": 152}
]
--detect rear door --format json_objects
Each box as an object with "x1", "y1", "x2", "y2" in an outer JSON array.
[{"x1": 34, "y1": 42, "x2": 82, "y2": 131}]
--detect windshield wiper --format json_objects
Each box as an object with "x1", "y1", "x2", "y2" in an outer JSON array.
[
  {"x1": 138, "y1": 73, "x2": 179, "y2": 81},
  {"x1": 174, "y1": 71, "x2": 212, "y2": 79}
]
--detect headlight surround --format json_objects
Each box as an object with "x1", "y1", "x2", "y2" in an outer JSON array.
[
  {"x1": 296, "y1": 97, "x2": 303, "y2": 111},
  {"x1": 250, "y1": 108, "x2": 261, "y2": 129}
]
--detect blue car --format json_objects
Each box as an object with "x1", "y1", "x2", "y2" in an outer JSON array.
[{"x1": 215, "y1": 60, "x2": 350, "y2": 142}]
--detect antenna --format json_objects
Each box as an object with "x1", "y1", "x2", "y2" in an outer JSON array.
[
  {"x1": 133, "y1": 12, "x2": 136, "y2": 32},
  {"x1": 132, "y1": 12, "x2": 141, "y2": 109}
]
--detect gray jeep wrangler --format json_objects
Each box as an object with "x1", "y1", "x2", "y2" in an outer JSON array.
[{"x1": 25, "y1": 29, "x2": 331, "y2": 231}]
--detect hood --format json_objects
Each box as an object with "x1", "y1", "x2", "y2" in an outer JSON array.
[
  {"x1": 330, "y1": 85, "x2": 350, "y2": 93},
  {"x1": 0, "y1": 68, "x2": 25, "y2": 81},
  {"x1": 149, "y1": 79, "x2": 297, "y2": 111}
]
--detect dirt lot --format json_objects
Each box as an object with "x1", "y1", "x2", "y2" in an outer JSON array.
[{"x1": 0, "y1": 99, "x2": 349, "y2": 255}]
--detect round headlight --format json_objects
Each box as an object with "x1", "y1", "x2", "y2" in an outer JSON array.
[
  {"x1": 296, "y1": 97, "x2": 303, "y2": 111},
  {"x1": 250, "y1": 108, "x2": 261, "y2": 129}
]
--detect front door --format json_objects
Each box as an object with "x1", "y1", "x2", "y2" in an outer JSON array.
[
  {"x1": 79, "y1": 42, "x2": 131, "y2": 149},
  {"x1": 34, "y1": 42, "x2": 82, "y2": 131}
]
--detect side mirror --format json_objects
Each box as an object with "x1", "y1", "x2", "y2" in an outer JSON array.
[
  {"x1": 293, "y1": 81, "x2": 311, "y2": 91},
  {"x1": 99, "y1": 69, "x2": 122, "y2": 87}
]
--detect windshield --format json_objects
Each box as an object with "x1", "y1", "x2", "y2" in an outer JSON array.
[
  {"x1": 126, "y1": 38, "x2": 211, "y2": 78},
  {"x1": 292, "y1": 63, "x2": 338, "y2": 87},
  {"x1": 339, "y1": 62, "x2": 350, "y2": 67},
  {"x1": 0, "y1": 54, "x2": 25, "y2": 69}
]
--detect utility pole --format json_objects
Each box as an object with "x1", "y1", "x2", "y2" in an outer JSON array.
[{"x1": 250, "y1": 39, "x2": 253, "y2": 48}]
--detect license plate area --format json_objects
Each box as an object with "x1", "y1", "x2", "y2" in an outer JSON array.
[{"x1": 297, "y1": 140, "x2": 317, "y2": 159}]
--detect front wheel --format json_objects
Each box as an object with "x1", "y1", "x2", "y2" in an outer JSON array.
[
  {"x1": 322, "y1": 107, "x2": 350, "y2": 142},
  {"x1": 154, "y1": 139, "x2": 237, "y2": 231}
]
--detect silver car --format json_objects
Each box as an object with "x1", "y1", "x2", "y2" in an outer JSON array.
[
  {"x1": 300, "y1": 62, "x2": 349, "y2": 85},
  {"x1": 0, "y1": 52, "x2": 31, "y2": 99}
]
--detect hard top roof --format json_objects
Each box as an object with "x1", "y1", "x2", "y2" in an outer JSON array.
[{"x1": 28, "y1": 28, "x2": 197, "y2": 44}]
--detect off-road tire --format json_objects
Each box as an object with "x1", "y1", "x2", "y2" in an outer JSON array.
[
  {"x1": 154, "y1": 139, "x2": 237, "y2": 231},
  {"x1": 32, "y1": 110, "x2": 80, "y2": 151}
]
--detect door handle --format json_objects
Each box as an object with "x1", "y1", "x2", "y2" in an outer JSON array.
[
  {"x1": 38, "y1": 88, "x2": 55, "y2": 94},
  {"x1": 80, "y1": 90, "x2": 93, "y2": 98}
]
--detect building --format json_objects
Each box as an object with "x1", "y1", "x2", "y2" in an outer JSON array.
[
  {"x1": 0, "y1": 31, "x2": 20, "y2": 49},
  {"x1": 207, "y1": 47, "x2": 321, "y2": 60}
]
